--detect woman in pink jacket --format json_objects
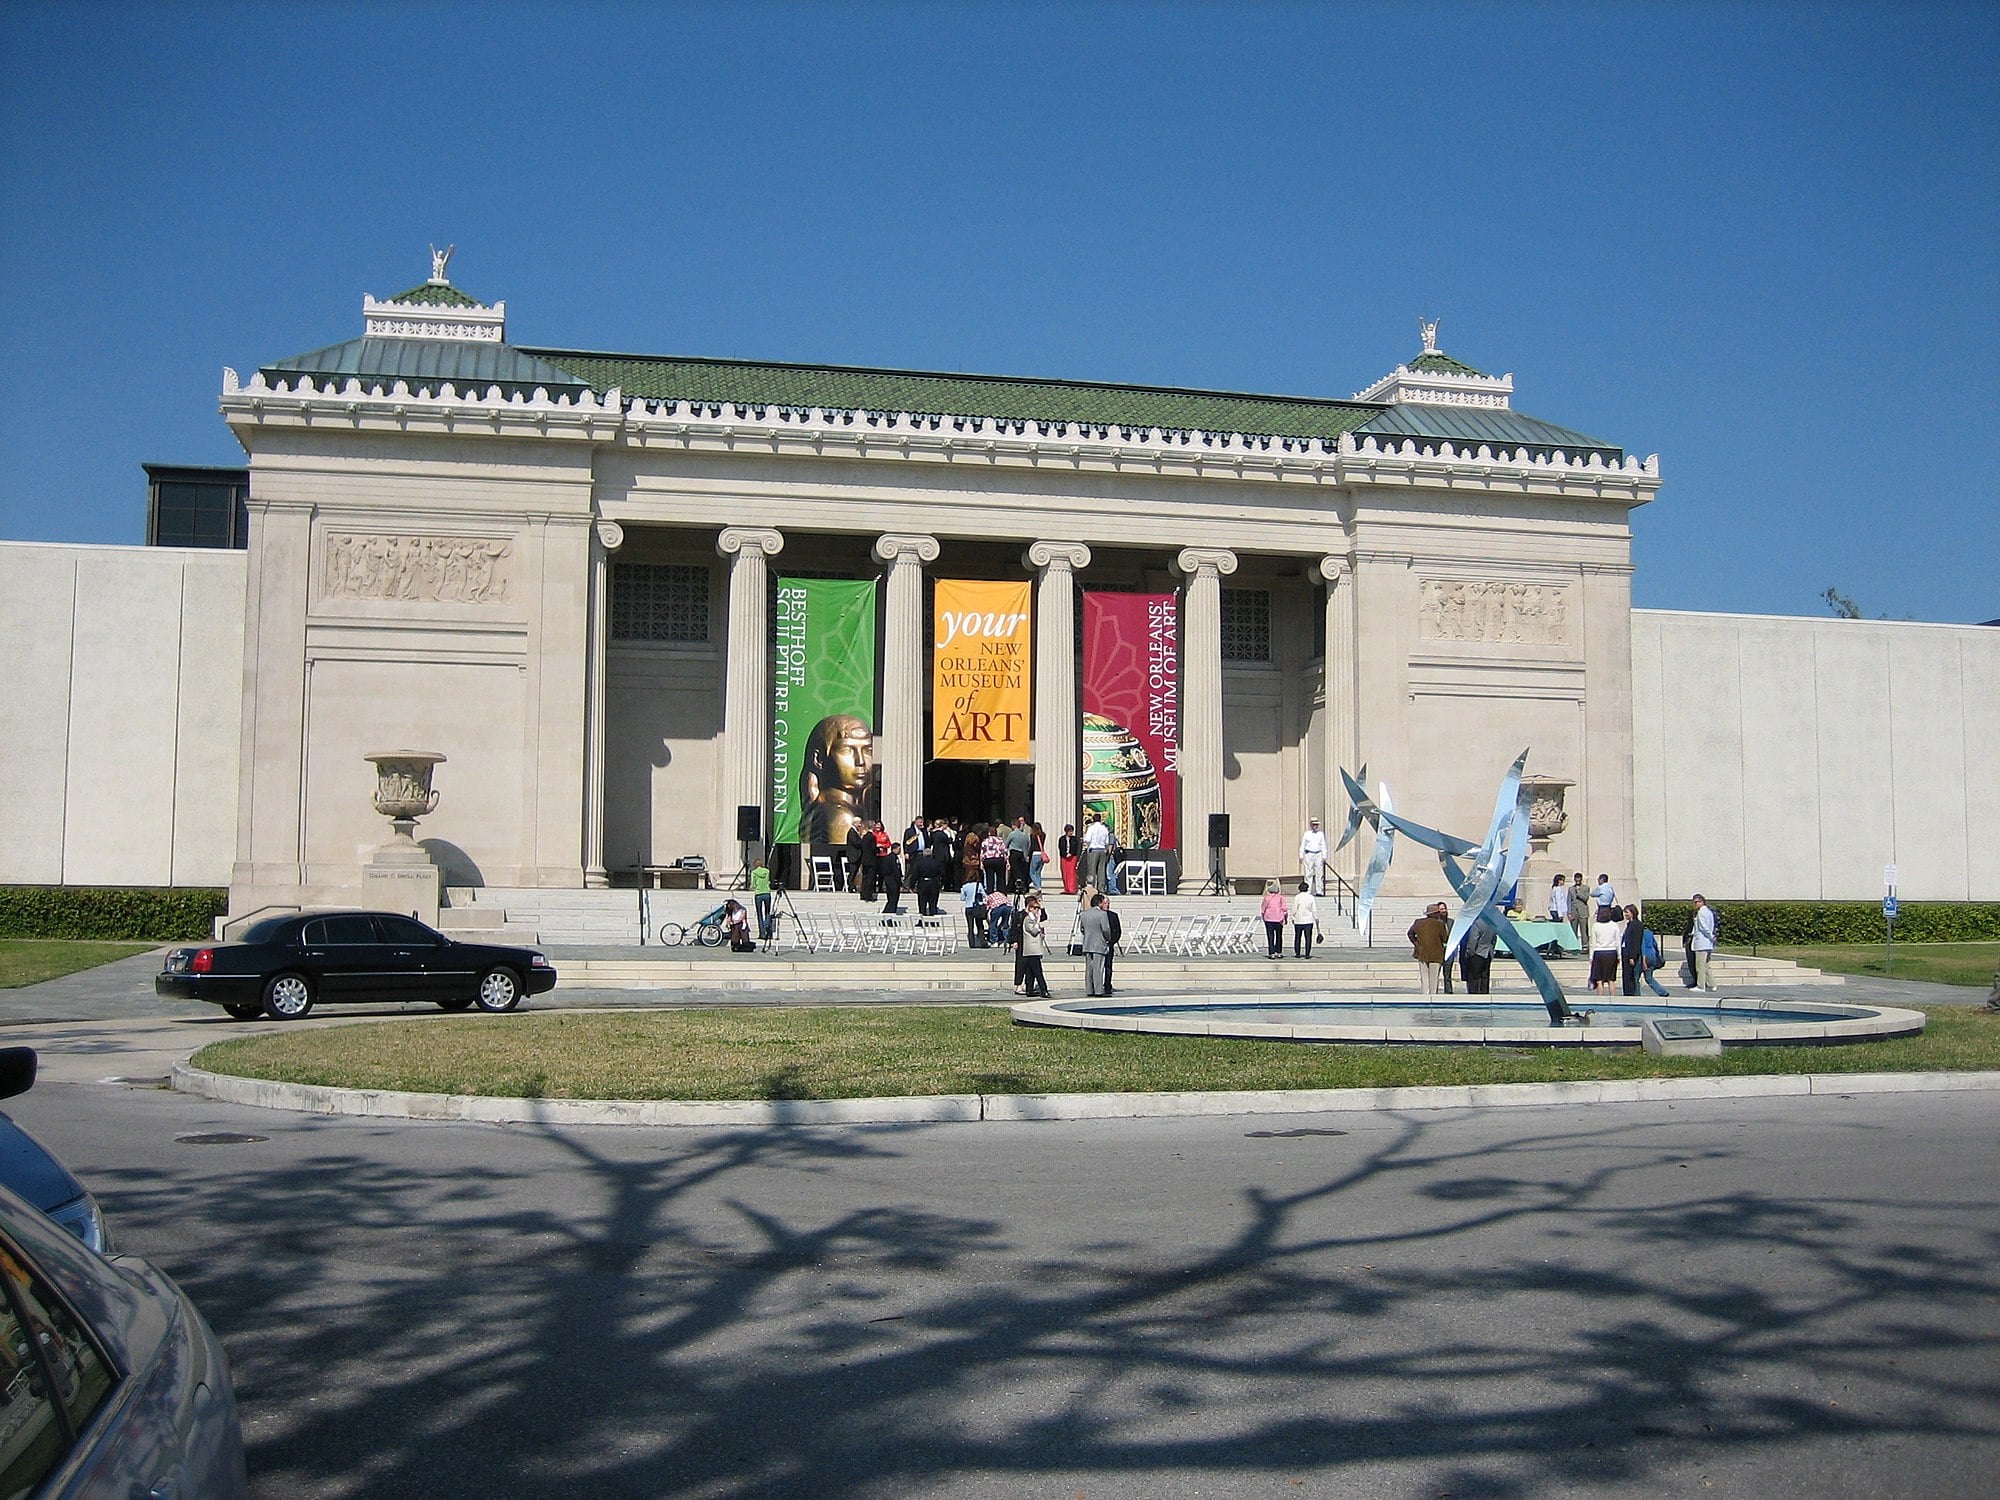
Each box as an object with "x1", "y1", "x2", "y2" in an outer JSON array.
[{"x1": 1261, "y1": 880, "x2": 1289, "y2": 959}]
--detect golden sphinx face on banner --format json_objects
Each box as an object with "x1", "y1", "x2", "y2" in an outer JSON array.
[{"x1": 932, "y1": 579, "x2": 1033, "y2": 760}]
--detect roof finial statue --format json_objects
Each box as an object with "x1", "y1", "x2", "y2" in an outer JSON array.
[
  {"x1": 428, "y1": 244, "x2": 455, "y2": 285},
  {"x1": 1419, "y1": 317, "x2": 1440, "y2": 354}
]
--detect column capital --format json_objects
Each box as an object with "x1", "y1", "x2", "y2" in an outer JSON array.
[
  {"x1": 1175, "y1": 547, "x2": 1238, "y2": 580},
  {"x1": 595, "y1": 520, "x2": 625, "y2": 551},
  {"x1": 1315, "y1": 554, "x2": 1351, "y2": 585},
  {"x1": 873, "y1": 532, "x2": 940, "y2": 566},
  {"x1": 717, "y1": 526, "x2": 783, "y2": 560},
  {"x1": 1024, "y1": 539, "x2": 1091, "y2": 573}
]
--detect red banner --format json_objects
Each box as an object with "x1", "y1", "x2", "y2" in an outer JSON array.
[{"x1": 1082, "y1": 592, "x2": 1179, "y2": 852}]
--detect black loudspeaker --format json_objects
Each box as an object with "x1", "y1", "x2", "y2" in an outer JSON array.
[
  {"x1": 736, "y1": 805, "x2": 761, "y2": 843},
  {"x1": 1208, "y1": 813, "x2": 1230, "y2": 849}
]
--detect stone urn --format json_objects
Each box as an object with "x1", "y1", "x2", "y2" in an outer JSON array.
[
  {"x1": 1517, "y1": 774, "x2": 1573, "y2": 911},
  {"x1": 1521, "y1": 775, "x2": 1572, "y2": 843},
  {"x1": 365, "y1": 751, "x2": 446, "y2": 851}
]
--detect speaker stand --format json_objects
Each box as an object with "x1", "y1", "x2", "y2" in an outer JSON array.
[{"x1": 1196, "y1": 845, "x2": 1229, "y2": 897}]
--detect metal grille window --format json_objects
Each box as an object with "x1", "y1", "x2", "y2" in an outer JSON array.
[
  {"x1": 612, "y1": 562, "x2": 710, "y2": 642},
  {"x1": 1220, "y1": 588, "x2": 1272, "y2": 662}
]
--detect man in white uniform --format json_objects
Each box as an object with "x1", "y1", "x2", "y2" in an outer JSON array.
[{"x1": 1298, "y1": 817, "x2": 1328, "y2": 896}]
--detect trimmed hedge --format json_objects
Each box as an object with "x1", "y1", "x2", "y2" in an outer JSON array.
[
  {"x1": 0, "y1": 887, "x2": 228, "y2": 942},
  {"x1": 1641, "y1": 899, "x2": 2000, "y2": 947}
]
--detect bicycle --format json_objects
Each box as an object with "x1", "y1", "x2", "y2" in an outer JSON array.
[{"x1": 654, "y1": 903, "x2": 727, "y2": 948}]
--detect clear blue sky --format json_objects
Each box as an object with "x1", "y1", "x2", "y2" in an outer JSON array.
[{"x1": 3, "y1": 1, "x2": 1994, "y2": 621}]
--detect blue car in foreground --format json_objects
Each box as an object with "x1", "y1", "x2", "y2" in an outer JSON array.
[
  {"x1": 0, "y1": 1051, "x2": 105, "y2": 1257},
  {"x1": 0, "y1": 1050, "x2": 246, "y2": 1497}
]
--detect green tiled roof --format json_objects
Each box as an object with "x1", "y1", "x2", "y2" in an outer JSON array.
[
  {"x1": 524, "y1": 350, "x2": 1383, "y2": 441},
  {"x1": 1408, "y1": 350, "x2": 1487, "y2": 377},
  {"x1": 384, "y1": 281, "x2": 485, "y2": 308},
  {"x1": 262, "y1": 337, "x2": 591, "y2": 396}
]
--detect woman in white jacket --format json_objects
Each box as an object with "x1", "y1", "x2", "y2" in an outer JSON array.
[
  {"x1": 1289, "y1": 881, "x2": 1319, "y2": 958},
  {"x1": 1018, "y1": 895, "x2": 1052, "y2": 998},
  {"x1": 1589, "y1": 904, "x2": 1622, "y2": 994}
]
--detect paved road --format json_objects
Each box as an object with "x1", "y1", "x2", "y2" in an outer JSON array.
[{"x1": 7, "y1": 1078, "x2": 1997, "y2": 1500}]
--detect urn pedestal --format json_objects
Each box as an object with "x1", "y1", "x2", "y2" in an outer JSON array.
[
  {"x1": 362, "y1": 752, "x2": 445, "y2": 924},
  {"x1": 1516, "y1": 775, "x2": 1573, "y2": 915}
]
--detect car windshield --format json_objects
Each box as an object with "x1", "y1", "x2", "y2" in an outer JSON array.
[{"x1": 242, "y1": 917, "x2": 294, "y2": 944}]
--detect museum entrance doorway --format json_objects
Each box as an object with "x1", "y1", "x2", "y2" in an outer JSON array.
[{"x1": 922, "y1": 760, "x2": 1033, "y2": 828}]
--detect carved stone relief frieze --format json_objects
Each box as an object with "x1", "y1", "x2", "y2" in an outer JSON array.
[
  {"x1": 322, "y1": 533, "x2": 513, "y2": 604},
  {"x1": 1419, "y1": 579, "x2": 1569, "y2": 646}
]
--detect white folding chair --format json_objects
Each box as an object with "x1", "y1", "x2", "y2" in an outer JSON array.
[{"x1": 809, "y1": 856, "x2": 836, "y2": 892}]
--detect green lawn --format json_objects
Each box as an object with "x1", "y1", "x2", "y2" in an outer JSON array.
[
  {"x1": 0, "y1": 940, "x2": 155, "y2": 989},
  {"x1": 1760, "y1": 941, "x2": 2000, "y2": 987},
  {"x1": 192, "y1": 1002, "x2": 2000, "y2": 1103}
]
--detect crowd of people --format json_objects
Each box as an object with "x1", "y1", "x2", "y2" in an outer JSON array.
[{"x1": 1406, "y1": 874, "x2": 1721, "y2": 998}]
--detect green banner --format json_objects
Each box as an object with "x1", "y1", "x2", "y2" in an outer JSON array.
[{"x1": 771, "y1": 578, "x2": 878, "y2": 845}]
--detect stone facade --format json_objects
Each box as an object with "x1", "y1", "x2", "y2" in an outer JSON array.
[{"x1": 5, "y1": 270, "x2": 1711, "y2": 912}]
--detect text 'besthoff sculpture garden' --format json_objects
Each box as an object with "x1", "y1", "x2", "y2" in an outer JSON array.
[{"x1": 1337, "y1": 750, "x2": 1575, "y2": 1024}]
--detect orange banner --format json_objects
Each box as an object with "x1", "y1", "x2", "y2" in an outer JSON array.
[{"x1": 932, "y1": 579, "x2": 1033, "y2": 760}]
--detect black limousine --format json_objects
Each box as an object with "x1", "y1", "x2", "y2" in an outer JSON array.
[{"x1": 156, "y1": 911, "x2": 558, "y2": 1019}]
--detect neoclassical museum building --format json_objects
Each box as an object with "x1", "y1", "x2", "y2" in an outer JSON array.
[{"x1": 4, "y1": 256, "x2": 1994, "y2": 914}]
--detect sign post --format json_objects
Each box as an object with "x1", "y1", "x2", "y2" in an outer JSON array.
[{"x1": 1883, "y1": 864, "x2": 1900, "y2": 975}]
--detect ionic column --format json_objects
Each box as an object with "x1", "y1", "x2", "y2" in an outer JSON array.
[
  {"x1": 872, "y1": 533, "x2": 940, "y2": 839},
  {"x1": 717, "y1": 527, "x2": 784, "y2": 862},
  {"x1": 1317, "y1": 554, "x2": 1356, "y2": 878},
  {"x1": 1175, "y1": 547, "x2": 1237, "y2": 867},
  {"x1": 1025, "y1": 540, "x2": 1091, "y2": 833},
  {"x1": 583, "y1": 520, "x2": 625, "y2": 887}
]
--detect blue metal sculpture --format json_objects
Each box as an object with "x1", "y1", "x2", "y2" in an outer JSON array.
[
  {"x1": 1336, "y1": 750, "x2": 1574, "y2": 1024},
  {"x1": 1333, "y1": 764, "x2": 1398, "y2": 935}
]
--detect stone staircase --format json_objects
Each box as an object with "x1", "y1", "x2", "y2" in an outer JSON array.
[
  {"x1": 438, "y1": 886, "x2": 1827, "y2": 993},
  {"x1": 441, "y1": 885, "x2": 1380, "y2": 949}
]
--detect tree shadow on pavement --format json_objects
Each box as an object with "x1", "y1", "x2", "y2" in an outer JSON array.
[{"x1": 90, "y1": 1105, "x2": 2000, "y2": 1499}]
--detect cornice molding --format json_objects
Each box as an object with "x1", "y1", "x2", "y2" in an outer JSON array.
[
  {"x1": 362, "y1": 294, "x2": 506, "y2": 343},
  {"x1": 221, "y1": 370, "x2": 1660, "y2": 502},
  {"x1": 621, "y1": 397, "x2": 1658, "y2": 500},
  {"x1": 1352, "y1": 363, "x2": 1515, "y2": 407},
  {"x1": 220, "y1": 367, "x2": 623, "y2": 443}
]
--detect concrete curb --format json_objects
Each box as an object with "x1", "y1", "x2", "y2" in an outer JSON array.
[{"x1": 171, "y1": 1060, "x2": 2000, "y2": 1129}]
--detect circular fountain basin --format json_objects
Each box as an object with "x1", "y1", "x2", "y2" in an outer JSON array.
[{"x1": 1010, "y1": 995, "x2": 1926, "y2": 1047}]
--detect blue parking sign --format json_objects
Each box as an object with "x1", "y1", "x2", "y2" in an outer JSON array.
[{"x1": 1883, "y1": 896, "x2": 1899, "y2": 920}]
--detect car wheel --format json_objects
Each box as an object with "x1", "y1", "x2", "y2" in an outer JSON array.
[
  {"x1": 696, "y1": 923, "x2": 723, "y2": 948},
  {"x1": 223, "y1": 1001, "x2": 263, "y2": 1021},
  {"x1": 436, "y1": 997, "x2": 474, "y2": 1012},
  {"x1": 262, "y1": 972, "x2": 315, "y2": 1020},
  {"x1": 474, "y1": 967, "x2": 522, "y2": 1013}
]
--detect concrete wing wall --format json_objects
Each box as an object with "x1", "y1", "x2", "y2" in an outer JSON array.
[
  {"x1": 1632, "y1": 609, "x2": 2000, "y2": 901},
  {"x1": 0, "y1": 541, "x2": 246, "y2": 888}
]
